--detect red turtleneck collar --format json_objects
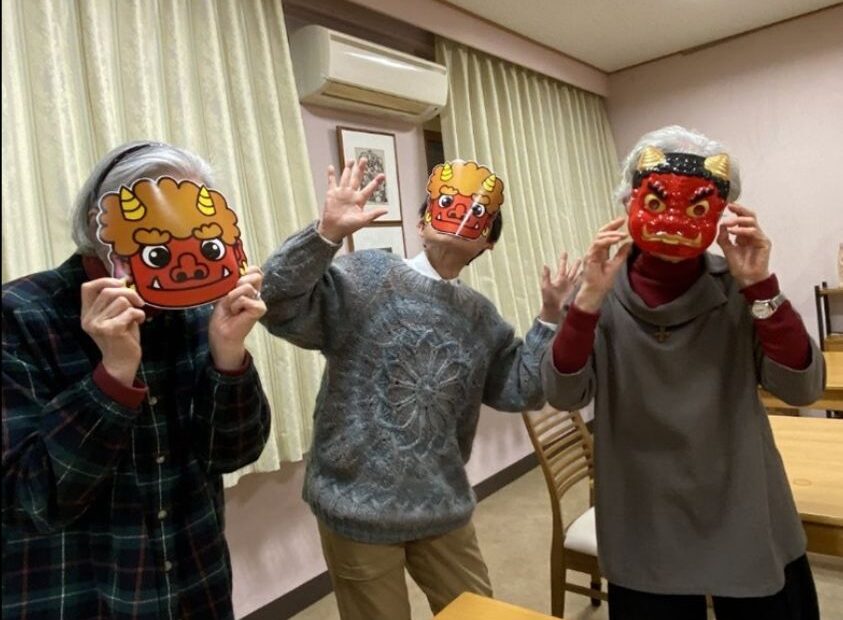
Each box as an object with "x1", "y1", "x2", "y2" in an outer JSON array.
[{"x1": 629, "y1": 250, "x2": 705, "y2": 308}]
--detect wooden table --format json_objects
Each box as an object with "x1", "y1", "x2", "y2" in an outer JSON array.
[
  {"x1": 435, "y1": 593, "x2": 559, "y2": 620},
  {"x1": 760, "y1": 351, "x2": 843, "y2": 411},
  {"x1": 770, "y1": 415, "x2": 843, "y2": 556}
]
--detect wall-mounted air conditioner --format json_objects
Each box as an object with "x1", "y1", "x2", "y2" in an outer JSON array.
[{"x1": 289, "y1": 25, "x2": 448, "y2": 123}]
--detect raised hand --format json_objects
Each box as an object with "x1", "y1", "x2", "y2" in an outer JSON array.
[
  {"x1": 317, "y1": 157, "x2": 387, "y2": 243},
  {"x1": 80, "y1": 277, "x2": 146, "y2": 386},
  {"x1": 540, "y1": 251, "x2": 583, "y2": 324},
  {"x1": 209, "y1": 266, "x2": 267, "y2": 371},
  {"x1": 716, "y1": 203, "x2": 771, "y2": 288},
  {"x1": 573, "y1": 217, "x2": 633, "y2": 313}
]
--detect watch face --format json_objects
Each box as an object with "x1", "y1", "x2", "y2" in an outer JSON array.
[{"x1": 752, "y1": 302, "x2": 773, "y2": 319}]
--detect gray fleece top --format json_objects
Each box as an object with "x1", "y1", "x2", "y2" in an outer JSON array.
[
  {"x1": 261, "y1": 224, "x2": 553, "y2": 543},
  {"x1": 542, "y1": 253, "x2": 825, "y2": 597}
]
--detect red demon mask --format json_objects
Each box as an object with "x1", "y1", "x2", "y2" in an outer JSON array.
[
  {"x1": 97, "y1": 177, "x2": 248, "y2": 309},
  {"x1": 424, "y1": 161, "x2": 504, "y2": 241},
  {"x1": 628, "y1": 147, "x2": 731, "y2": 260}
]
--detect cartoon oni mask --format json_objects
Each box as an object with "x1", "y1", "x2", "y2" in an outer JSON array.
[
  {"x1": 628, "y1": 146, "x2": 731, "y2": 260},
  {"x1": 97, "y1": 177, "x2": 247, "y2": 309},
  {"x1": 424, "y1": 160, "x2": 504, "y2": 240}
]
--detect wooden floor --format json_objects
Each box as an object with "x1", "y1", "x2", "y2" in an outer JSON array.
[{"x1": 290, "y1": 467, "x2": 843, "y2": 620}]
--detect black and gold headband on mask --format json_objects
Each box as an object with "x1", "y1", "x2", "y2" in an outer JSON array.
[{"x1": 632, "y1": 146, "x2": 731, "y2": 199}]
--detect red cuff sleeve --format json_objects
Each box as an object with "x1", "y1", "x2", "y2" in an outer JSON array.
[
  {"x1": 93, "y1": 363, "x2": 147, "y2": 409},
  {"x1": 740, "y1": 275, "x2": 811, "y2": 370},
  {"x1": 740, "y1": 274, "x2": 781, "y2": 302},
  {"x1": 552, "y1": 304, "x2": 600, "y2": 373},
  {"x1": 214, "y1": 351, "x2": 252, "y2": 377}
]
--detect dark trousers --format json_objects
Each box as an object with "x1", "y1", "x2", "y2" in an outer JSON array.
[{"x1": 608, "y1": 555, "x2": 820, "y2": 620}]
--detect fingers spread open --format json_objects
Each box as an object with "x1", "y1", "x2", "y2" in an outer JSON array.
[
  {"x1": 361, "y1": 208, "x2": 389, "y2": 225},
  {"x1": 339, "y1": 159, "x2": 354, "y2": 187},
  {"x1": 569, "y1": 258, "x2": 583, "y2": 279},
  {"x1": 350, "y1": 157, "x2": 367, "y2": 190},
  {"x1": 555, "y1": 251, "x2": 567, "y2": 275},
  {"x1": 360, "y1": 173, "x2": 386, "y2": 202}
]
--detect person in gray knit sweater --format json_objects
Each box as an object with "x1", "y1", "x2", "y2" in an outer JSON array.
[
  {"x1": 260, "y1": 157, "x2": 580, "y2": 620},
  {"x1": 543, "y1": 126, "x2": 825, "y2": 620}
]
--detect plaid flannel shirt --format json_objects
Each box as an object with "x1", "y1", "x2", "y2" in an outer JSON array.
[{"x1": 2, "y1": 255, "x2": 271, "y2": 619}]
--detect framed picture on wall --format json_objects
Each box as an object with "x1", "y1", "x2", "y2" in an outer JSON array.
[
  {"x1": 337, "y1": 126, "x2": 402, "y2": 222},
  {"x1": 348, "y1": 223, "x2": 407, "y2": 259}
]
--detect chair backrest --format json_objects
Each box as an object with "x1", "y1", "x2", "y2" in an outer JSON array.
[{"x1": 522, "y1": 407, "x2": 595, "y2": 515}]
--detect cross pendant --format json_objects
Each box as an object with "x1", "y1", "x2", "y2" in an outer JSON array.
[{"x1": 654, "y1": 326, "x2": 670, "y2": 343}]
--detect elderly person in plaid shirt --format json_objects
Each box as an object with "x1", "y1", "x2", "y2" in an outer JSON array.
[{"x1": 2, "y1": 142, "x2": 271, "y2": 619}]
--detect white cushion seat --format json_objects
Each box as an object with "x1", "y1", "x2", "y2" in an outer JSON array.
[{"x1": 564, "y1": 506, "x2": 597, "y2": 556}]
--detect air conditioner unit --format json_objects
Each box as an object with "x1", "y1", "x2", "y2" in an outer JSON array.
[{"x1": 289, "y1": 25, "x2": 448, "y2": 123}]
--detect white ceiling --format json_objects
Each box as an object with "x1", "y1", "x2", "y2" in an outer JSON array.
[{"x1": 444, "y1": 0, "x2": 840, "y2": 72}]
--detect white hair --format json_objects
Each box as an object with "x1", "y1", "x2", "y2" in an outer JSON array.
[
  {"x1": 613, "y1": 125, "x2": 741, "y2": 209},
  {"x1": 71, "y1": 141, "x2": 216, "y2": 255}
]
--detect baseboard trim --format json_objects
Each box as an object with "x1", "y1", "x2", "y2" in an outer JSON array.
[
  {"x1": 473, "y1": 451, "x2": 538, "y2": 502},
  {"x1": 241, "y1": 452, "x2": 539, "y2": 620}
]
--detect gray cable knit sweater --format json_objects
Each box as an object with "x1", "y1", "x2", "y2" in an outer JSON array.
[{"x1": 260, "y1": 224, "x2": 554, "y2": 544}]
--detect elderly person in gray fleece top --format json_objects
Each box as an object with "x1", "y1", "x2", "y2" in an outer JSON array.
[
  {"x1": 260, "y1": 157, "x2": 580, "y2": 620},
  {"x1": 544, "y1": 126, "x2": 825, "y2": 620}
]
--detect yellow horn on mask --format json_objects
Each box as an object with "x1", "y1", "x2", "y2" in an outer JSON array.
[
  {"x1": 440, "y1": 163, "x2": 453, "y2": 182},
  {"x1": 704, "y1": 153, "x2": 730, "y2": 180},
  {"x1": 637, "y1": 146, "x2": 667, "y2": 171},
  {"x1": 197, "y1": 185, "x2": 216, "y2": 216},
  {"x1": 482, "y1": 174, "x2": 497, "y2": 192},
  {"x1": 119, "y1": 186, "x2": 145, "y2": 221}
]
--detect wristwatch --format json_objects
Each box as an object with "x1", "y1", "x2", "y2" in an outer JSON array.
[{"x1": 750, "y1": 292, "x2": 786, "y2": 319}]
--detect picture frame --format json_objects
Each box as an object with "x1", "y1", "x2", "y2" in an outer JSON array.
[
  {"x1": 337, "y1": 126, "x2": 402, "y2": 223},
  {"x1": 348, "y1": 223, "x2": 407, "y2": 259}
]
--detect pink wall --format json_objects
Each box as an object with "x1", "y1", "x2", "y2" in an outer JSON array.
[
  {"x1": 226, "y1": 462, "x2": 320, "y2": 616},
  {"x1": 607, "y1": 6, "x2": 843, "y2": 337}
]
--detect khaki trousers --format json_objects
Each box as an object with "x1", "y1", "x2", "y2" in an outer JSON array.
[{"x1": 317, "y1": 519, "x2": 493, "y2": 620}]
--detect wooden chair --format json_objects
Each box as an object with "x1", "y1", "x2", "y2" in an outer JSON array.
[{"x1": 522, "y1": 407, "x2": 606, "y2": 618}]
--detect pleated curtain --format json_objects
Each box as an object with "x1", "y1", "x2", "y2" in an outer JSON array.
[
  {"x1": 436, "y1": 37, "x2": 620, "y2": 333},
  {"x1": 1, "y1": 0, "x2": 324, "y2": 486}
]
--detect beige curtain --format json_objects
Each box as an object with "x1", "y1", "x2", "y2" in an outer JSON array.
[
  {"x1": 1, "y1": 0, "x2": 323, "y2": 486},
  {"x1": 436, "y1": 38, "x2": 619, "y2": 333}
]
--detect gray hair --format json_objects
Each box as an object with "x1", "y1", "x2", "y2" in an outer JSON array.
[
  {"x1": 613, "y1": 125, "x2": 741, "y2": 209},
  {"x1": 71, "y1": 141, "x2": 216, "y2": 255}
]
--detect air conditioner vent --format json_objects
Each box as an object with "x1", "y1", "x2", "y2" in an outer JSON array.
[{"x1": 290, "y1": 25, "x2": 448, "y2": 123}]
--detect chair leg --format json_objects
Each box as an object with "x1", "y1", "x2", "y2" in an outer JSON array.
[
  {"x1": 590, "y1": 571, "x2": 602, "y2": 607},
  {"x1": 550, "y1": 566, "x2": 566, "y2": 618}
]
